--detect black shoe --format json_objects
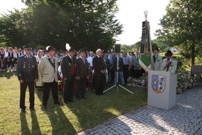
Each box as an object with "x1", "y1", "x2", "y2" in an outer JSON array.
[
  {"x1": 29, "y1": 107, "x2": 35, "y2": 111},
  {"x1": 21, "y1": 109, "x2": 26, "y2": 113},
  {"x1": 54, "y1": 102, "x2": 62, "y2": 105},
  {"x1": 43, "y1": 105, "x2": 47, "y2": 109},
  {"x1": 81, "y1": 96, "x2": 86, "y2": 99}
]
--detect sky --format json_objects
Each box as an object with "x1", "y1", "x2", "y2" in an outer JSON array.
[{"x1": 0, "y1": 0, "x2": 170, "y2": 45}]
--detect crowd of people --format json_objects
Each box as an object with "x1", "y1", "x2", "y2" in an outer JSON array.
[{"x1": 0, "y1": 45, "x2": 177, "y2": 113}]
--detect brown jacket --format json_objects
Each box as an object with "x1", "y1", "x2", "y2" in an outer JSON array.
[{"x1": 76, "y1": 57, "x2": 89, "y2": 78}]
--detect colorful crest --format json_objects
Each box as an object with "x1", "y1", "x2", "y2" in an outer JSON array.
[{"x1": 151, "y1": 75, "x2": 166, "y2": 93}]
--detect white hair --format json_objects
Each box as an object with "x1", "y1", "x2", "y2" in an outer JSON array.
[{"x1": 96, "y1": 49, "x2": 102, "y2": 54}]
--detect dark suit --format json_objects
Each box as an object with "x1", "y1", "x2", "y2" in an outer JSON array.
[
  {"x1": 93, "y1": 56, "x2": 106, "y2": 95},
  {"x1": 61, "y1": 56, "x2": 76, "y2": 103},
  {"x1": 113, "y1": 57, "x2": 123, "y2": 72},
  {"x1": 17, "y1": 55, "x2": 38, "y2": 109},
  {"x1": 75, "y1": 57, "x2": 89, "y2": 99}
]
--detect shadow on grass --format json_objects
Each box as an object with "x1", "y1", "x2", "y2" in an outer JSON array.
[
  {"x1": 0, "y1": 71, "x2": 16, "y2": 79},
  {"x1": 35, "y1": 90, "x2": 76, "y2": 135},
  {"x1": 64, "y1": 84, "x2": 146, "y2": 134},
  {"x1": 20, "y1": 113, "x2": 32, "y2": 135},
  {"x1": 30, "y1": 111, "x2": 42, "y2": 135}
]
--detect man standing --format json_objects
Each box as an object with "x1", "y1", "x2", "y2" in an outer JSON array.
[
  {"x1": 93, "y1": 49, "x2": 106, "y2": 95},
  {"x1": 121, "y1": 52, "x2": 131, "y2": 84},
  {"x1": 151, "y1": 47, "x2": 163, "y2": 71},
  {"x1": 39, "y1": 46, "x2": 61, "y2": 109},
  {"x1": 61, "y1": 48, "x2": 76, "y2": 103},
  {"x1": 131, "y1": 51, "x2": 142, "y2": 79},
  {"x1": 161, "y1": 50, "x2": 177, "y2": 73},
  {"x1": 17, "y1": 45, "x2": 38, "y2": 113},
  {"x1": 75, "y1": 49, "x2": 89, "y2": 100},
  {"x1": 87, "y1": 51, "x2": 94, "y2": 69}
]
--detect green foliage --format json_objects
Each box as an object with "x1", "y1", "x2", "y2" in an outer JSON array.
[
  {"x1": 0, "y1": 0, "x2": 123, "y2": 51},
  {"x1": 156, "y1": 0, "x2": 202, "y2": 66}
]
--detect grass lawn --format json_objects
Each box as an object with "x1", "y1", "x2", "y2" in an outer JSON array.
[{"x1": 0, "y1": 71, "x2": 147, "y2": 135}]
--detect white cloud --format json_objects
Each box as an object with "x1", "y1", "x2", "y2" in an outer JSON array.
[{"x1": 0, "y1": 0, "x2": 27, "y2": 16}]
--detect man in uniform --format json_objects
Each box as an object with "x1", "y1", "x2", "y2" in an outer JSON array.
[
  {"x1": 151, "y1": 47, "x2": 163, "y2": 71},
  {"x1": 61, "y1": 48, "x2": 76, "y2": 103},
  {"x1": 93, "y1": 49, "x2": 106, "y2": 95},
  {"x1": 39, "y1": 46, "x2": 61, "y2": 109},
  {"x1": 17, "y1": 45, "x2": 38, "y2": 113},
  {"x1": 75, "y1": 49, "x2": 89, "y2": 100},
  {"x1": 161, "y1": 50, "x2": 178, "y2": 73}
]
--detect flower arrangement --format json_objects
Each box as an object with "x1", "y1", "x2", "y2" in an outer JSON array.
[
  {"x1": 176, "y1": 70, "x2": 197, "y2": 94},
  {"x1": 127, "y1": 71, "x2": 197, "y2": 94},
  {"x1": 127, "y1": 74, "x2": 148, "y2": 88}
]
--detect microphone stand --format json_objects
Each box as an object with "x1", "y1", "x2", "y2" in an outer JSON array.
[{"x1": 103, "y1": 54, "x2": 134, "y2": 95}]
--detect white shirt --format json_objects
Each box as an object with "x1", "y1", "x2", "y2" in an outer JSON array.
[{"x1": 87, "y1": 56, "x2": 93, "y2": 67}]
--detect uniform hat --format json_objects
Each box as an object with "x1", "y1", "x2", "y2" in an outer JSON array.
[
  {"x1": 165, "y1": 50, "x2": 173, "y2": 56},
  {"x1": 23, "y1": 45, "x2": 32, "y2": 50},
  {"x1": 153, "y1": 47, "x2": 160, "y2": 51},
  {"x1": 46, "y1": 46, "x2": 55, "y2": 52},
  {"x1": 78, "y1": 49, "x2": 86, "y2": 54},
  {"x1": 66, "y1": 43, "x2": 75, "y2": 52}
]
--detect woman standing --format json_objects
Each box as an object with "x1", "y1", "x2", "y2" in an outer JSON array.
[{"x1": 36, "y1": 50, "x2": 44, "y2": 90}]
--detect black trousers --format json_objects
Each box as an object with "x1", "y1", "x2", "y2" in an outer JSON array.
[
  {"x1": 76, "y1": 78, "x2": 86, "y2": 98},
  {"x1": 63, "y1": 75, "x2": 75, "y2": 103},
  {"x1": 43, "y1": 81, "x2": 59, "y2": 106},
  {"x1": 94, "y1": 73, "x2": 106, "y2": 95},
  {"x1": 110, "y1": 67, "x2": 115, "y2": 82},
  {"x1": 123, "y1": 65, "x2": 129, "y2": 84},
  {"x1": 20, "y1": 82, "x2": 35, "y2": 109}
]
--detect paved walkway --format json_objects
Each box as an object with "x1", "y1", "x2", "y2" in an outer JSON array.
[{"x1": 78, "y1": 85, "x2": 202, "y2": 135}]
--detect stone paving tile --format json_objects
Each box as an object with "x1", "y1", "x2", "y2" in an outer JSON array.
[{"x1": 77, "y1": 86, "x2": 202, "y2": 135}]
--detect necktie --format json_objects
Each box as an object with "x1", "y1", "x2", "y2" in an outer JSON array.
[
  {"x1": 166, "y1": 58, "x2": 170, "y2": 71},
  {"x1": 153, "y1": 55, "x2": 156, "y2": 63}
]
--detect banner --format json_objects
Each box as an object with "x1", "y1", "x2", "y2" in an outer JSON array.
[{"x1": 139, "y1": 20, "x2": 152, "y2": 72}]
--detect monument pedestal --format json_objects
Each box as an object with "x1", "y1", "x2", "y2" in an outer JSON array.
[{"x1": 148, "y1": 71, "x2": 177, "y2": 110}]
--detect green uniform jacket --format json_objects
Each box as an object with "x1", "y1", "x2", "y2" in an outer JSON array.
[
  {"x1": 61, "y1": 56, "x2": 76, "y2": 80},
  {"x1": 161, "y1": 58, "x2": 177, "y2": 73},
  {"x1": 151, "y1": 54, "x2": 163, "y2": 71}
]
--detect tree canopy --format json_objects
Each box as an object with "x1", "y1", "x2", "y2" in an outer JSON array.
[
  {"x1": 0, "y1": 0, "x2": 123, "y2": 51},
  {"x1": 156, "y1": 0, "x2": 202, "y2": 65}
]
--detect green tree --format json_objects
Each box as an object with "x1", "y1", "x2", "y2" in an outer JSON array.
[
  {"x1": 0, "y1": 10, "x2": 26, "y2": 48},
  {"x1": 19, "y1": 0, "x2": 123, "y2": 51},
  {"x1": 156, "y1": 0, "x2": 202, "y2": 66}
]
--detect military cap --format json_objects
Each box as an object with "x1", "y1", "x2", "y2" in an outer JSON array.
[
  {"x1": 23, "y1": 45, "x2": 32, "y2": 50},
  {"x1": 46, "y1": 46, "x2": 55, "y2": 52},
  {"x1": 165, "y1": 50, "x2": 173, "y2": 56}
]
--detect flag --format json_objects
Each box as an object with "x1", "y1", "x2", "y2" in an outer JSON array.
[{"x1": 139, "y1": 20, "x2": 153, "y2": 72}]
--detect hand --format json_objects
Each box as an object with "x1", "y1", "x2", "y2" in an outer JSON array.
[
  {"x1": 34, "y1": 79, "x2": 38, "y2": 83},
  {"x1": 76, "y1": 76, "x2": 80, "y2": 80},
  {"x1": 165, "y1": 61, "x2": 169, "y2": 66},
  {"x1": 19, "y1": 80, "x2": 24, "y2": 83},
  {"x1": 87, "y1": 76, "x2": 89, "y2": 79},
  {"x1": 63, "y1": 78, "x2": 67, "y2": 81},
  {"x1": 117, "y1": 67, "x2": 120, "y2": 70},
  {"x1": 101, "y1": 70, "x2": 105, "y2": 74},
  {"x1": 128, "y1": 67, "x2": 131, "y2": 70}
]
